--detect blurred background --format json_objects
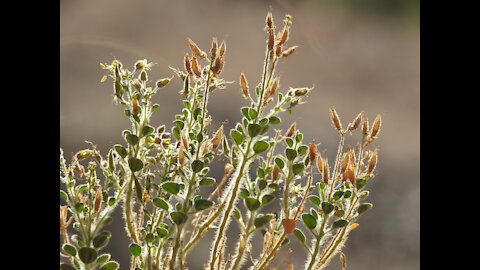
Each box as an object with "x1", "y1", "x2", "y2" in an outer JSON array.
[{"x1": 60, "y1": 0, "x2": 419, "y2": 269}]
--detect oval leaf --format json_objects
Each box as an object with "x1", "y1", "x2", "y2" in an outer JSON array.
[
  {"x1": 78, "y1": 247, "x2": 98, "y2": 264},
  {"x1": 244, "y1": 197, "x2": 261, "y2": 211},
  {"x1": 301, "y1": 213, "x2": 317, "y2": 229},
  {"x1": 253, "y1": 141, "x2": 269, "y2": 154}
]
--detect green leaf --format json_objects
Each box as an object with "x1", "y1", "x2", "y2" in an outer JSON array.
[
  {"x1": 241, "y1": 107, "x2": 250, "y2": 119},
  {"x1": 199, "y1": 177, "x2": 216, "y2": 186},
  {"x1": 321, "y1": 202, "x2": 334, "y2": 215},
  {"x1": 125, "y1": 134, "x2": 139, "y2": 146},
  {"x1": 358, "y1": 203, "x2": 373, "y2": 214},
  {"x1": 108, "y1": 197, "x2": 116, "y2": 207},
  {"x1": 128, "y1": 158, "x2": 144, "y2": 172},
  {"x1": 253, "y1": 141, "x2": 269, "y2": 154},
  {"x1": 333, "y1": 191, "x2": 344, "y2": 201},
  {"x1": 157, "y1": 227, "x2": 168, "y2": 238},
  {"x1": 78, "y1": 247, "x2": 98, "y2": 264},
  {"x1": 261, "y1": 194, "x2": 275, "y2": 205},
  {"x1": 308, "y1": 195, "x2": 321, "y2": 206},
  {"x1": 172, "y1": 126, "x2": 180, "y2": 140},
  {"x1": 248, "y1": 124, "x2": 262, "y2": 137},
  {"x1": 133, "y1": 177, "x2": 143, "y2": 202},
  {"x1": 193, "y1": 108, "x2": 202, "y2": 120},
  {"x1": 230, "y1": 130, "x2": 244, "y2": 145},
  {"x1": 239, "y1": 188, "x2": 250, "y2": 199},
  {"x1": 191, "y1": 160, "x2": 205, "y2": 173},
  {"x1": 129, "y1": 243, "x2": 142, "y2": 257},
  {"x1": 332, "y1": 219, "x2": 349, "y2": 229},
  {"x1": 343, "y1": 190, "x2": 352, "y2": 199},
  {"x1": 74, "y1": 203, "x2": 84, "y2": 213},
  {"x1": 254, "y1": 214, "x2": 274, "y2": 228},
  {"x1": 244, "y1": 197, "x2": 261, "y2": 211},
  {"x1": 297, "y1": 145, "x2": 308, "y2": 156},
  {"x1": 170, "y1": 211, "x2": 188, "y2": 225},
  {"x1": 292, "y1": 163, "x2": 305, "y2": 175},
  {"x1": 153, "y1": 198, "x2": 170, "y2": 210},
  {"x1": 293, "y1": 228, "x2": 306, "y2": 243},
  {"x1": 62, "y1": 244, "x2": 77, "y2": 256},
  {"x1": 249, "y1": 108, "x2": 258, "y2": 119},
  {"x1": 141, "y1": 125, "x2": 155, "y2": 136},
  {"x1": 356, "y1": 178, "x2": 367, "y2": 190},
  {"x1": 194, "y1": 199, "x2": 214, "y2": 211},
  {"x1": 285, "y1": 148, "x2": 297, "y2": 161},
  {"x1": 161, "y1": 182, "x2": 180, "y2": 195},
  {"x1": 274, "y1": 157, "x2": 285, "y2": 169},
  {"x1": 60, "y1": 190, "x2": 68, "y2": 201},
  {"x1": 100, "y1": 261, "x2": 119, "y2": 270},
  {"x1": 268, "y1": 116, "x2": 281, "y2": 125},
  {"x1": 257, "y1": 179, "x2": 267, "y2": 190},
  {"x1": 301, "y1": 213, "x2": 317, "y2": 229},
  {"x1": 60, "y1": 264, "x2": 77, "y2": 270},
  {"x1": 114, "y1": 145, "x2": 128, "y2": 158},
  {"x1": 96, "y1": 254, "x2": 111, "y2": 264},
  {"x1": 93, "y1": 232, "x2": 111, "y2": 249}
]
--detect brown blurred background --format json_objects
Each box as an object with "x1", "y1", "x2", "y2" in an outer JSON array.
[{"x1": 60, "y1": 0, "x2": 419, "y2": 269}]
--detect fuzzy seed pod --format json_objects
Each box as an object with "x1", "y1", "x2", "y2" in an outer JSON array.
[
  {"x1": 317, "y1": 154, "x2": 324, "y2": 174},
  {"x1": 202, "y1": 140, "x2": 213, "y2": 156},
  {"x1": 272, "y1": 164, "x2": 280, "y2": 182},
  {"x1": 308, "y1": 140, "x2": 317, "y2": 164},
  {"x1": 348, "y1": 112, "x2": 363, "y2": 131},
  {"x1": 211, "y1": 39, "x2": 217, "y2": 58},
  {"x1": 370, "y1": 114, "x2": 382, "y2": 138},
  {"x1": 93, "y1": 186, "x2": 102, "y2": 213},
  {"x1": 219, "y1": 40, "x2": 226, "y2": 57},
  {"x1": 181, "y1": 133, "x2": 189, "y2": 150},
  {"x1": 182, "y1": 73, "x2": 189, "y2": 96},
  {"x1": 268, "y1": 28, "x2": 275, "y2": 51},
  {"x1": 191, "y1": 56, "x2": 202, "y2": 77},
  {"x1": 340, "y1": 253, "x2": 347, "y2": 270},
  {"x1": 340, "y1": 152, "x2": 349, "y2": 174},
  {"x1": 269, "y1": 77, "x2": 280, "y2": 98},
  {"x1": 342, "y1": 166, "x2": 355, "y2": 185},
  {"x1": 367, "y1": 151, "x2": 378, "y2": 174},
  {"x1": 278, "y1": 26, "x2": 289, "y2": 46},
  {"x1": 281, "y1": 218, "x2": 296, "y2": 234},
  {"x1": 184, "y1": 53, "x2": 192, "y2": 75},
  {"x1": 323, "y1": 158, "x2": 329, "y2": 184},
  {"x1": 240, "y1": 72, "x2": 250, "y2": 99},
  {"x1": 281, "y1": 46, "x2": 299, "y2": 57},
  {"x1": 131, "y1": 97, "x2": 139, "y2": 115},
  {"x1": 362, "y1": 119, "x2": 369, "y2": 137},
  {"x1": 329, "y1": 106, "x2": 342, "y2": 131},
  {"x1": 266, "y1": 12, "x2": 274, "y2": 29},
  {"x1": 211, "y1": 125, "x2": 224, "y2": 149},
  {"x1": 212, "y1": 56, "x2": 224, "y2": 75},
  {"x1": 276, "y1": 44, "x2": 283, "y2": 57},
  {"x1": 178, "y1": 144, "x2": 185, "y2": 165},
  {"x1": 285, "y1": 121, "x2": 296, "y2": 137},
  {"x1": 188, "y1": 38, "x2": 205, "y2": 58}
]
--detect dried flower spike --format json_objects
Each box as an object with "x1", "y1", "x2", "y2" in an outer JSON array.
[
  {"x1": 367, "y1": 150, "x2": 378, "y2": 174},
  {"x1": 323, "y1": 158, "x2": 330, "y2": 184},
  {"x1": 131, "y1": 96, "x2": 139, "y2": 115},
  {"x1": 211, "y1": 125, "x2": 224, "y2": 149},
  {"x1": 219, "y1": 40, "x2": 226, "y2": 57},
  {"x1": 266, "y1": 12, "x2": 274, "y2": 29},
  {"x1": 211, "y1": 38, "x2": 217, "y2": 58},
  {"x1": 272, "y1": 164, "x2": 280, "y2": 182},
  {"x1": 309, "y1": 140, "x2": 317, "y2": 164},
  {"x1": 362, "y1": 119, "x2": 369, "y2": 137},
  {"x1": 184, "y1": 53, "x2": 193, "y2": 75},
  {"x1": 348, "y1": 112, "x2": 363, "y2": 132}
]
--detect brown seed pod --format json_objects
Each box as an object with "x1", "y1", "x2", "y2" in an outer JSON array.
[
  {"x1": 276, "y1": 44, "x2": 283, "y2": 57},
  {"x1": 362, "y1": 119, "x2": 369, "y2": 137},
  {"x1": 278, "y1": 26, "x2": 289, "y2": 46},
  {"x1": 181, "y1": 133, "x2": 189, "y2": 150},
  {"x1": 191, "y1": 56, "x2": 202, "y2": 77},
  {"x1": 211, "y1": 125, "x2": 224, "y2": 149},
  {"x1": 370, "y1": 114, "x2": 382, "y2": 138},
  {"x1": 285, "y1": 121, "x2": 296, "y2": 137},
  {"x1": 212, "y1": 56, "x2": 224, "y2": 75},
  {"x1": 272, "y1": 164, "x2": 280, "y2": 182},
  {"x1": 342, "y1": 166, "x2": 355, "y2": 185},
  {"x1": 188, "y1": 38, "x2": 205, "y2": 58},
  {"x1": 266, "y1": 12, "x2": 274, "y2": 29},
  {"x1": 94, "y1": 186, "x2": 102, "y2": 213},
  {"x1": 131, "y1": 96, "x2": 139, "y2": 115},
  {"x1": 178, "y1": 144, "x2": 185, "y2": 165},
  {"x1": 240, "y1": 72, "x2": 250, "y2": 99},
  {"x1": 323, "y1": 158, "x2": 329, "y2": 184},
  {"x1": 317, "y1": 153, "x2": 324, "y2": 174},
  {"x1": 219, "y1": 40, "x2": 226, "y2": 57},
  {"x1": 184, "y1": 53, "x2": 192, "y2": 75},
  {"x1": 329, "y1": 106, "x2": 342, "y2": 131},
  {"x1": 340, "y1": 152, "x2": 349, "y2": 174},
  {"x1": 367, "y1": 150, "x2": 378, "y2": 174},
  {"x1": 348, "y1": 112, "x2": 363, "y2": 131},
  {"x1": 308, "y1": 140, "x2": 317, "y2": 164},
  {"x1": 211, "y1": 39, "x2": 217, "y2": 58},
  {"x1": 224, "y1": 163, "x2": 233, "y2": 175},
  {"x1": 268, "y1": 28, "x2": 275, "y2": 51},
  {"x1": 281, "y1": 46, "x2": 299, "y2": 57},
  {"x1": 349, "y1": 223, "x2": 359, "y2": 231},
  {"x1": 281, "y1": 218, "x2": 296, "y2": 234}
]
